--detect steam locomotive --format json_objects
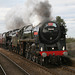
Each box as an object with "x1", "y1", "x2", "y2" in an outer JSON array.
[{"x1": 0, "y1": 21, "x2": 68, "y2": 65}]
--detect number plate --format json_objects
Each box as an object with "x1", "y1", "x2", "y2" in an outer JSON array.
[{"x1": 48, "y1": 28, "x2": 54, "y2": 30}]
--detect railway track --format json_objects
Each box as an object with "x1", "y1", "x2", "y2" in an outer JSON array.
[
  {"x1": 17, "y1": 52, "x2": 75, "y2": 75},
  {"x1": 0, "y1": 65, "x2": 6, "y2": 75},
  {"x1": 0, "y1": 48, "x2": 75, "y2": 75},
  {"x1": 0, "y1": 52, "x2": 30, "y2": 75},
  {"x1": 46, "y1": 64, "x2": 75, "y2": 75},
  {"x1": 20, "y1": 56, "x2": 59, "y2": 75},
  {"x1": 0, "y1": 49, "x2": 60, "y2": 75},
  {"x1": 62, "y1": 66, "x2": 75, "y2": 74}
]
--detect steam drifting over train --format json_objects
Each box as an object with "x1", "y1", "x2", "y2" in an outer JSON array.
[{"x1": 0, "y1": 0, "x2": 69, "y2": 65}]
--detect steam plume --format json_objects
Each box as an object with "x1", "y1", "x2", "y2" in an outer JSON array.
[
  {"x1": 5, "y1": 0, "x2": 52, "y2": 30},
  {"x1": 34, "y1": 0, "x2": 52, "y2": 21}
]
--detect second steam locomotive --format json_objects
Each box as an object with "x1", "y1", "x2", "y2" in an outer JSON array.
[{"x1": 0, "y1": 21, "x2": 68, "y2": 65}]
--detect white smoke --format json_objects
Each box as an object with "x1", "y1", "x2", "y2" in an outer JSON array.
[{"x1": 5, "y1": 0, "x2": 52, "y2": 30}]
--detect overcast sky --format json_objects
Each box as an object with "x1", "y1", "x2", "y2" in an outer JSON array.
[{"x1": 0, "y1": 0, "x2": 75, "y2": 38}]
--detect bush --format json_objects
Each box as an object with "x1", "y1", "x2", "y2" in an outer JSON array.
[{"x1": 66, "y1": 38, "x2": 75, "y2": 43}]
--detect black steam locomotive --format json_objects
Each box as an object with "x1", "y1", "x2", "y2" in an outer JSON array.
[{"x1": 0, "y1": 21, "x2": 68, "y2": 65}]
